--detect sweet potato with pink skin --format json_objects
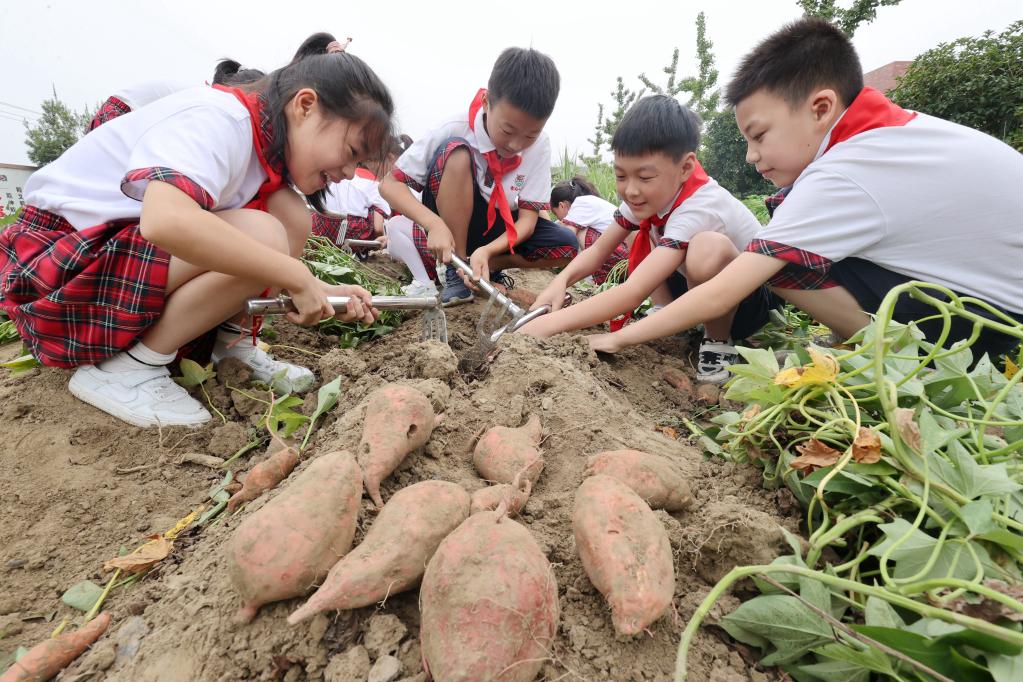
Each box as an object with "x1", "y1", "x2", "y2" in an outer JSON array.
[
  {"x1": 584, "y1": 449, "x2": 694, "y2": 511},
  {"x1": 573, "y1": 474, "x2": 675, "y2": 635},
  {"x1": 287, "y1": 480, "x2": 469, "y2": 624},
  {"x1": 0, "y1": 612, "x2": 111, "y2": 682},
  {"x1": 357, "y1": 384, "x2": 435, "y2": 507},
  {"x1": 228, "y1": 451, "x2": 362, "y2": 623},
  {"x1": 227, "y1": 446, "x2": 299, "y2": 512},
  {"x1": 473, "y1": 414, "x2": 543, "y2": 486},
  {"x1": 420, "y1": 511, "x2": 559, "y2": 681},
  {"x1": 470, "y1": 466, "x2": 534, "y2": 516}
]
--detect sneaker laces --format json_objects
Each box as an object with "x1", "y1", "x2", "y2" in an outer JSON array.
[{"x1": 491, "y1": 271, "x2": 515, "y2": 289}]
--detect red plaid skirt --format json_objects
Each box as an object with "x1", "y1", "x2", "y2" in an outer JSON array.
[
  {"x1": 583, "y1": 227, "x2": 628, "y2": 286},
  {"x1": 85, "y1": 96, "x2": 132, "y2": 133},
  {"x1": 310, "y1": 214, "x2": 374, "y2": 248},
  {"x1": 0, "y1": 206, "x2": 170, "y2": 367}
]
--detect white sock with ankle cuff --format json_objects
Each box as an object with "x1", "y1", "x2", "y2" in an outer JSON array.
[{"x1": 98, "y1": 342, "x2": 177, "y2": 372}]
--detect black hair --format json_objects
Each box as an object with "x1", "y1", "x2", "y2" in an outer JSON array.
[
  {"x1": 611, "y1": 95, "x2": 701, "y2": 161},
  {"x1": 487, "y1": 47, "x2": 560, "y2": 120},
  {"x1": 291, "y1": 32, "x2": 339, "y2": 63},
  {"x1": 254, "y1": 52, "x2": 394, "y2": 212},
  {"x1": 725, "y1": 18, "x2": 863, "y2": 109},
  {"x1": 550, "y1": 176, "x2": 598, "y2": 207},
  {"x1": 212, "y1": 59, "x2": 266, "y2": 87}
]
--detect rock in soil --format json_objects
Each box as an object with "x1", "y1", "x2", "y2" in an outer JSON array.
[
  {"x1": 409, "y1": 341, "x2": 459, "y2": 382},
  {"x1": 368, "y1": 655, "x2": 403, "y2": 682},
  {"x1": 364, "y1": 613, "x2": 407, "y2": 659},
  {"x1": 324, "y1": 646, "x2": 371, "y2": 682},
  {"x1": 207, "y1": 422, "x2": 250, "y2": 458}
]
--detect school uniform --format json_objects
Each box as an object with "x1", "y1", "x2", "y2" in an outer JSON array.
[
  {"x1": 0, "y1": 85, "x2": 284, "y2": 367},
  {"x1": 85, "y1": 80, "x2": 192, "y2": 132},
  {"x1": 747, "y1": 87, "x2": 1023, "y2": 359},
  {"x1": 559, "y1": 194, "x2": 628, "y2": 285},
  {"x1": 614, "y1": 162, "x2": 777, "y2": 338},
  {"x1": 312, "y1": 168, "x2": 389, "y2": 248},
  {"x1": 392, "y1": 89, "x2": 577, "y2": 276}
]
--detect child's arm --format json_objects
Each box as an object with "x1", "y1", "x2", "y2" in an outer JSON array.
[
  {"x1": 588, "y1": 252, "x2": 785, "y2": 352},
  {"x1": 531, "y1": 225, "x2": 633, "y2": 311},
  {"x1": 379, "y1": 174, "x2": 455, "y2": 261},
  {"x1": 467, "y1": 209, "x2": 540, "y2": 283},
  {"x1": 141, "y1": 181, "x2": 376, "y2": 326},
  {"x1": 520, "y1": 247, "x2": 685, "y2": 338}
]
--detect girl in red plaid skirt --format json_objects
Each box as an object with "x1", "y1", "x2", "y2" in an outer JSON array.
[
  {"x1": 549, "y1": 177, "x2": 630, "y2": 286},
  {"x1": 0, "y1": 50, "x2": 393, "y2": 428}
]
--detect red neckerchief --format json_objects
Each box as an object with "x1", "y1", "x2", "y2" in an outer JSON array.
[
  {"x1": 212, "y1": 85, "x2": 286, "y2": 212},
  {"x1": 468, "y1": 88, "x2": 524, "y2": 252},
  {"x1": 610, "y1": 161, "x2": 709, "y2": 332},
  {"x1": 823, "y1": 87, "x2": 916, "y2": 154},
  {"x1": 354, "y1": 167, "x2": 376, "y2": 181}
]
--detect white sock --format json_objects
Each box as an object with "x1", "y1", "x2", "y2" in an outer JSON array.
[
  {"x1": 386, "y1": 219, "x2": 434, "y2": 283},
  {"x1": 99, "y1": 341, "x2": 176, "y2": 372}
]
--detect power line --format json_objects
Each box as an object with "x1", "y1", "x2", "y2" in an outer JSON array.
[
  {"x1": 0, "y1": 100, "x2": 43, "y2": 116},
  {"x1": 0, "y1": 112, "x2": 30, "y2": 124}
]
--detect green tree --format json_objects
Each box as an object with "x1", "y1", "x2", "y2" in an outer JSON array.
[
  {"x1": 23, "y1": 87, "x2": 91, "y2": 166},
  {"x1": 700, "y1": 113, "x2": 774, "y2": 197},
  {"x1": 889, "y1": 21, "x2": 1023, "y2": 151},
  {"x1": 798, "y1": 0, "x2": 903, "y2": 36}
]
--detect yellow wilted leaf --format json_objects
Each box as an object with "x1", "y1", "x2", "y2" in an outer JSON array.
[
  {"x1": 103, "y1": 535, "x2": 173, "y2": 574},
  {"x1": 1005, "y1": 356, "x2": 1020, "y2": 380},
  {"x1": 163, "y1": 506, "x2": 202, "y2": 541},
  {"x1": 774, "y1": 347, "x2": 839, "y2": 388}
]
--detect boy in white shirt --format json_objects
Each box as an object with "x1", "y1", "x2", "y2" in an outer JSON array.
[
  {"x1": 522, "y1": 96, "x2": 774, "y2": 383},
  {"x1": 586, "y1": 18, "x2": 1023, "y2": 364},
  {"x1": 380, "y1": 47, "x2": 577, "y2": 306}
]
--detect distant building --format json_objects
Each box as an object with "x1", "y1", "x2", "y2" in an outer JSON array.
[
  {"x1": 864, "y1": 61, "x2": 913, "y2": 94},
  {"x1": 0, "y1": 163, "x2": 35, "y2": 219}
]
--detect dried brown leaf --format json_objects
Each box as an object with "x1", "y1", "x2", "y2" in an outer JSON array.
[
  {"x1": 852, "y1": 427, "x2": 882, "y2": 464},
  {"x1": 103, "y1": 535, "x2": 173, "y2": 574},
  {"x1": 790, "y1": 439, "x2": 842, "y2": 473},
  {"x1": 656, "y1": 425, "x2": 679, "y2": 440},
  {"x1": 894, "y1": 408, "x2": 921, "y2": 453}
]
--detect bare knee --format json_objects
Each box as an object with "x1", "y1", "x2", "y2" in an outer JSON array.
[
  {"x1": 217, "y1": 208, "x2": 290, "y2": 254},
  {"x1": 441, "y1": 147, "x2": 472, "y2": 182},
  {"x1": 685, "y1": 232, "x2": 738, "y2": 284}
]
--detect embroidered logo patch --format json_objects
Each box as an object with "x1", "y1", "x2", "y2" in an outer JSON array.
[{"x1": 512, "y1": 174, "x2": 526, "y2": 192}]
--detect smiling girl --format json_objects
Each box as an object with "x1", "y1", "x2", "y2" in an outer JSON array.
[{"x1": 0, "y1": 51, "x2": 392, "y2": 427}]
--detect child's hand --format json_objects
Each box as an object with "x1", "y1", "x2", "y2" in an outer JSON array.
[
  {"x1": 427, "y1": 224, "x2": 455, "y2": 263},
  {"x1": 587, "y1": 333, "x2": 626, "y2": 354},
  {"x1": 464, "y1": 249, "x2": 491, "y2": 291},
  {"x1": 322, "y1": 283, "x2": 378, "y2": 324},
  {"x1": 375, "y1": 234, "x2": 389, "y2": 249},
  {"x1": 287, "y1": 275, "x2": 337, "y2": 327},
  {"x1": 530, "y1": 280, "x2": 568, "y2": 312}
]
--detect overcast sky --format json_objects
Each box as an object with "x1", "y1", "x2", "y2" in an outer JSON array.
[{"x1": 1, "y1": 0, "x2": 1019, "y2": 166}]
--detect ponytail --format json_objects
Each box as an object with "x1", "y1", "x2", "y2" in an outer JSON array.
[{"x1": 549, "y1": 175, "x2": 598, "y2": 207}]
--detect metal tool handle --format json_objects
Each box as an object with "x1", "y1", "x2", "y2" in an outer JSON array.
[
  {"x1": 448, "y1": 255, "x2": 524, "y2": 317},
  {"x1": 246, "y1": 295, "x2": 438, "y2": 316},
  {"x1": 343, "y1": 239, "x2": 384, "y2": 250},
  {"x1": 488, "y1": 294, "x2": 573, "y2": 343}
]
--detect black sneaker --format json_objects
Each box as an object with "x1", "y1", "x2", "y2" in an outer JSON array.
[
  {"x1": 697, "y1": 338, "x2": 739, "y2": 384},
  {"x1": 490, "y1": 271, "x2": 515, "y2": 290}
]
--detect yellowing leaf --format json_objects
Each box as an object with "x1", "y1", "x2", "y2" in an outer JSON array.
[
  {"x1": 852, "y1": 427, "x2": 882, "y2": 464},
  {"x1": 774, "y1": 347, "x2": 839, "y2": 388},
  {"x1": 163, "y1": 507, "x2": 202, "y2": 541},
  {"x1": 1005, "y1": 356, "x2": 1020, "y2": 380},
  {"x1": 790, "y1": 439, "x2": 842, "y2": 473},
  {"x1": 894, "y1": 408, "x2": 921, "y2": 453},
  {"x1": 103, "y1": 535, "x2": 173, "y2": 574}
]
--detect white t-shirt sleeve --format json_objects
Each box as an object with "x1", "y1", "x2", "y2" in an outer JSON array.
[
  {"x1": 563, "y1": 196, "x2": 601, "y2": 228},
  {"x1": 614, "y1": 202, "x2": 641, "y2": 230},
  {"x1": 121, "y1": 106, "x2": 251, "y2": 209},
  {"x1": 660, "y1": 206, "x2": 724, "y2": 248},
  {"x1": 392, "y1": 119, "x2": 461, "y2": 191},
  {"x1": 749, "y1": 169, "x2": 886, "y2": 263},
  {"x1": 517, "y1": 137, "x2": 552, "y2": 209}
]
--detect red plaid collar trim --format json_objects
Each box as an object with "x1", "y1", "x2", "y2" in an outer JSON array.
[{"x1": 254, "y1": 92, "x2": 285, "y2": 181}]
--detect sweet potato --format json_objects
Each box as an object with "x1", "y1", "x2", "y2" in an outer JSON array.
[
  {"x1": 228, "y1": 450, "x2": 362, "y2": 623},
  {"x1": 227, "y1": 446, "x2": 299, "y2": 512},
  {"x1": 470, "y1": 466, "x2": 534, "y2": 516},
  {"x1": 288, "y1": 480, "x2": 469, "y2": 625},
  {"x1": 584, "y1": 449, "x2": 694, "y2": 511},
  {"x1": 472, "y1": 414, "x2": 543, "y2": 487},
  {"x1": 420, "y1": 511, "x2": 559, "y2": 681},
  {"x1": 0, "y1": 612, "x2": 111, "y2": 682},
  {"x1": 357, "y1": 384, "x2": 436, "y2": 507},
  {"x1": 573, "y1": 474, "x2": 675, "y2": 635}
]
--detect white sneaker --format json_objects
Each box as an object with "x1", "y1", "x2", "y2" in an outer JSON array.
[
  {"x1": 69, "y1": 365, "x2": 212, "y2": 427},
  {"x1": 212, "y1": 337, "x2": 315, "y2": 394},
  {"x1": 643, "y1": 304, "x2": 665, "y2": 317},
  {"x1": 401, "y1": 279, "x2": 439, "y2": 297},
  {"x1": 697, "y1": 339, "x2": 740, "y2": 384}
]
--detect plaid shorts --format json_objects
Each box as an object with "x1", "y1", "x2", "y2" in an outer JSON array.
[
  {"x1": 409, "y1": 137, "x2": 578, "y2": 276},
  {"x1": 0, "y1": 206, "x2": 170, "y2": 367},
  {"x1": 85, "y1": 96, "x2": 132, "y2": 133},
  {"x1": 579, "y1": 225, "x2": 628, "y2": 286}
]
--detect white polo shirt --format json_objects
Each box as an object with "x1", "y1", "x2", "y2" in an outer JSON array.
[
  {"x1": 24, "y1": 86, "x2": 266, "y2": 229},
  {"x1": 561, "y1": 195, "x2": 617, "y2": 234},
  {"x1": 392, "y1": 103, "x2": 552, "y2": 212},
  {"x1": 111, "y1": 80, "x2": 192, "y2": 110},
  {"x1": 616, "y1": 177, "x2": 761, "y2": 273},
  {"x1": 323, "y1": 174, "x2": 390, "y2": 219},
  {"x1": 749, "y1": 112, "x2": 1023, "y2": 314}
]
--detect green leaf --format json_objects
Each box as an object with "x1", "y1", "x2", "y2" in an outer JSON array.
[
  {"x1": 0, "y1": 353, "x2": 41, "y2": 374},
  {"x1": 734, "y1": 346, "x2": 781, "y2": 377},
  {"x1": 60, "y1": 580, "x2": 104, "y2": 612},
  {"x1": 931, "y1": 440, "x2": 1022, "y2": 500},
  {"x1": 811, "y1": 642, "x2": 895, "y2": 676},
  {"x1": 753, "y1": 555, "x2": 805, "y2": 595},
  {"x1": 720, "y1": 595, "x2": 833, "y2": 666},
  {"x1": 867, "y1": 518, "x2": 982, "y2": 581},
  {"x1": 301, "y1": 376, "x2": 343, "y2": 450},
  {"x1": 851, "y1": 625, "x2": 989, "y2": 682},
  {"x1": 989, "y1": 652, "x2": 1023, "y2": 682},
  {"x1": 864, "y1": 596, "x2": 904, "y2": 629},
  {"x1": 933, "y1": 627, "x2": 1023, "y2": 657},
  {"x1": 174, "y1": 359, "x2": 216, "y2": 389},
  {"x1": 795, "y1": 658, "x2": 870, "y2": 682},
  {"x1": 959, "y1": 499, "x2": 997, "y2": 536}
]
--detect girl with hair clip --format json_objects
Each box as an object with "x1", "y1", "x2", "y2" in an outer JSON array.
[
  {"x1": 550, "y1": 176, "x2": 630, "y2": 286},
  {"x1": 1, "y1": 50, "x2": 394, "y2": 428}
]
